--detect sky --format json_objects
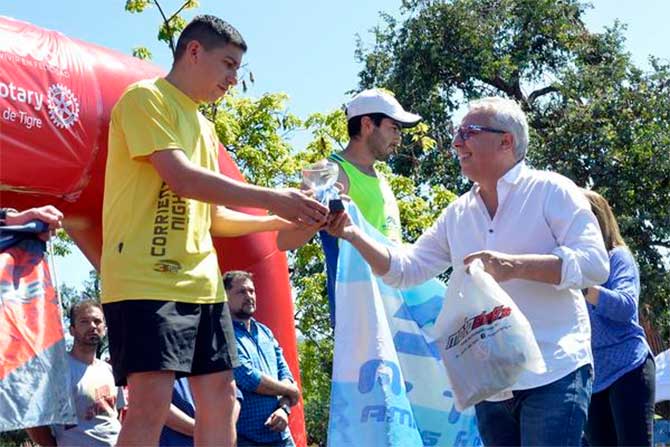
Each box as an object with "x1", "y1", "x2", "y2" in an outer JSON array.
[{"x1": 3, "y1": 0, "x2": 668, "y2": 290}]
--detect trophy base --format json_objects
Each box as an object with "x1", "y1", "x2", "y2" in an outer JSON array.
[{"x1": 328, "y1": 199, "x2": 344, "y2": 213}]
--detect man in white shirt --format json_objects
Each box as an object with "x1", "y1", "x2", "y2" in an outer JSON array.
[
  {"x1": 26, "y1": 300, "x2": 125, "y2": 446},
  {"x1": 326, "y1": 96, "x2": 609, "y2": 446}
]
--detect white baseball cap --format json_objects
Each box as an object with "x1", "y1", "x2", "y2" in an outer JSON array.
[{"x1": 345, "y1": 88, "x2": 422, "y2": 127}]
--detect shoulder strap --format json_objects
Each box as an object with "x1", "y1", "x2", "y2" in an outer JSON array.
[{"x1": 329, "y1": 152, "x2": 346, "y2": 163}]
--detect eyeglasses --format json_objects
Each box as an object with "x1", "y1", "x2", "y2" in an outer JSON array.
[{"x1": 453, "y1": 124, "x2": 507, "y2": 143}]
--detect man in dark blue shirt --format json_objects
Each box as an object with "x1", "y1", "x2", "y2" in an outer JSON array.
[
  {"x1": 224, "y1": 270, "x2": 299, "y2": 447},
  {"x1": 158, "y1": 377, "x2": 244, "y2": 446}
]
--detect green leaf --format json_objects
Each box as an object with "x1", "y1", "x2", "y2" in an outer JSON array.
[
  {"x1": 124, "y1": 0, "x2": 151, "y2": 13},
  {"x1": 158, "y1": 15, "x2": 187, "y2": 46},
  {"x1": 132, "y1": 47, "x2": 153, "y2": 60}
]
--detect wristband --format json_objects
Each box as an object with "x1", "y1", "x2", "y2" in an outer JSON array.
[
  {"x1": 279, "y1": 403, "x2": 291, "y2": 416},
  {"x1": 0, "y1": 208, "x2": 17, "y2": 226}
]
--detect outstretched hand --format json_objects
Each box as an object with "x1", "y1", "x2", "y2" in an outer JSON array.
[
  {"x1": 270, "y1": 188, "x2": 329, "y2": 227},
  {"x1": 324, "y1": 210, "x2": 358, "y2": 242}
]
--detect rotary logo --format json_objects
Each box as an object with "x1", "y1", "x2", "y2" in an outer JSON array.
[{"x1": 47, "y1": 83, "x2": 80, "y2": 129}]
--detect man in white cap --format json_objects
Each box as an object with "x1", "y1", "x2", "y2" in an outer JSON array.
[{"x1": 278, "y1": 88, "x2": 422, "y2": 326}]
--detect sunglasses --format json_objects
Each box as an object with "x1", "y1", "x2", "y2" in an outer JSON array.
[{"x1": 453, "y1": 124, "x2": 507, "y2": 143}]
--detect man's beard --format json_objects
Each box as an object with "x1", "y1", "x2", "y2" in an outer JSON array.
[
  {"x1": 371, "y1": 140, "x2": 395, "y2": 162},
  {"x1": 77, "y1": 333, "x2": 101, "y2": 347},
  {"x1": 233, "y1": 308, "x2": 255, "y2": 320},
  {"x1": 369, "y1": 130, "x2": 395, "y2": 162},
  {"x1": 374, "y1": 151, "x2": 390, "y2": 162}
]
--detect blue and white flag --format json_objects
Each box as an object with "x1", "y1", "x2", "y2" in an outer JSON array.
[{"x1": 328, "y1": 204, "x2": 481, "y2": 447}]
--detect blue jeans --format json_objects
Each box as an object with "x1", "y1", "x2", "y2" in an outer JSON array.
[
  {"x1": 584, "y1": 354, "x2": 655, "y2": 447},
  {"x1": 475, "y1": 365, "x2": 593, "y2": 446}
]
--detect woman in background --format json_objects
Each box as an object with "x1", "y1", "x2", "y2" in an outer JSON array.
[{"x1": 582, "y1": 189, "x2": 655, "y2": 446}]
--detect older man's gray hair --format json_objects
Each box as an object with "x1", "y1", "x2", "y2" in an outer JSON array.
[{"x1": 468, "y1": 97, "x2": 529, "y2": 162}]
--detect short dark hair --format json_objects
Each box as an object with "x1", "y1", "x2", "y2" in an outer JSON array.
[
  {"x1": 174, "y1": 15, "x2": 247, "y2": 61},
  {"x1": 69, "y1": 299, "x2": 103, "y2": 326},
  {"x1": 223, "y1": 270, "x2": 254, "y2": 291},
  {"x1": 347, "y1": 113, "x2": 389, "y2": 138}
]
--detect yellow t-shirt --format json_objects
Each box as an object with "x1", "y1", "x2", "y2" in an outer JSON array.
[{"x1": 101, "y1": 78, "x2": 224, "y2": 304}]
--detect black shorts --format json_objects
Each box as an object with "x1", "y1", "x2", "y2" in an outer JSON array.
[{"x1": 103, "y1": 299, "x2": 239, "y2": 386}]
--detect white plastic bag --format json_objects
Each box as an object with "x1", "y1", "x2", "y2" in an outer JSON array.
[{"x1": 434, "y1": 259, "x2": 546, "y2": 411}]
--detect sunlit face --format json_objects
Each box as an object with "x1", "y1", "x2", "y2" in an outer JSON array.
[
  {"x1": 367, "y1": 117, "x2": 402, "y2": 162},
  {"x1": 227, "y1": 277, "x2": 256, "y2": 320},
  {"x1": 188, "y1": 42, "x2": 244, "y2": 103},
  {"x1": 70, "y1": 305, "x2": 106, "y2": 347},
  {"x1": 452, "y1": 111, "x2": 511, "y2": 183}
]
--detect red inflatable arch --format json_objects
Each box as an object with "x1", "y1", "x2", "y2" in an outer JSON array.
[{"x1": 0, "y1": 16, "x2": 307, "y2": 445}]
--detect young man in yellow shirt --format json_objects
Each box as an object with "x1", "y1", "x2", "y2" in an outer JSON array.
[{"x1": 101, "y1": 15, "x2": 327, "y2": 447}]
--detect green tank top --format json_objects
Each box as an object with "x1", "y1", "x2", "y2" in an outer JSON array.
[{"x1": 330, "y1": 153, "x2": 401, "y2": 242}]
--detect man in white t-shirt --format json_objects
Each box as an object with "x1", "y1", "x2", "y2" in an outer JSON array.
[
  {"x1": 27, "y1": 300, "x2": 125, "y2": 446},
  {"x1": 327, "y1": 97, "x2": 610, "y2": 446}
]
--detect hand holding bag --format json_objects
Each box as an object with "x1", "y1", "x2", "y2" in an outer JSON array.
[{"x1": 435, "y1": 259, "x2": 546, "y2": 410}]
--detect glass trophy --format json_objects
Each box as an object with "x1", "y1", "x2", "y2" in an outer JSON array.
[{"x1": 301, "y1": 159, "x2": 343, "y2": 212}]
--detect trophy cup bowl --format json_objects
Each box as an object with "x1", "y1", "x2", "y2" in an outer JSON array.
[{"x1": 302, "y1": 160, "x2": 343, "y2": 212}]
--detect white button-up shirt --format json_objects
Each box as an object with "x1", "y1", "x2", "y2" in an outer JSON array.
[{"x1": 383, "y1": 162, "x2": 609, "y2": 390}]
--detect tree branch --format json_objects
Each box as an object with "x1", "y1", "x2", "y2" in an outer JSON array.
[
  {"x1": 152, "y1": 0, "x2": 176, "y2": 56},
  {"x1": 484, "y1": 75, "x2": 511, "y2": 95},
  {"x1": 483, "y1": 75, "x2": 529, "y2": 109},
  {"x1": 528, "y1": 85, "x2": 560, "y2": 104},
  {"x1": 510, "y1": 70, "x2": 524, "y2": 102},
  {"x1": 168, "y1": 1, "x2": 191, "y2": 24}
]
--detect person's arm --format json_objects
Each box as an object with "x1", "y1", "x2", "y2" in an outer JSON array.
[
  {"x1": 263, "y1": 343, "x2": 295, "y2": 429},
  {"x1": 115, "y1": 385, "x2": 127, "y2": 421},
  {"x1": 3, "y1": 206, "x2": 63, "y2": 229},
  {"x1": 235, "y1": 365, "x2": 300, "y2": 405},
  {"x1": 234, "y1": 350, "x2": 300, "y2": 404},
  {"x1": 210, "y1": 205, "x2": 297, "y2": 237},
  {"x1": 326, "y1": 211, "x2": 392, "y2": 275},
  {"x1": 25, "y1": 426, "x2": 57, "y2": 447},
  {"x1": 149, "y1": 149, "x2": 328, "y2": 226},
  {"x1": 273, "y1": 340, "x2": 294, "y2": 385},
  {"x1": 2, "y1": 206, "x2": 64, "y2": 241},
  {"x1": 463, "y1": 251, "x2": 563, "y2": 284},
  {"x1": 467, "y1": 179, "x2": 609, "y2": 286},
  {"x1": 544, "y1": 179, "x2": 610, "y2": 288},
  {"x1": 117, "y1": 88, "x2": 327, "y2": 227},
  {"x1": 269, "y1": 334, "x2": 301, "y2": 406},
  {"x1": 328, "y1": 208, "x2": 453, "y2": 288},
  {"x1": 164, "y1": 404, "x2": 195, "y2": 437},
  {"x1": 584, "y1": 248, "x2": 640, "y2": 322},
  {"x1": 254, "y1": 375, "x2": 300, "y2": 402},
  {"x1": 276, "y1": 225, "x2": 322, "y2": 251}
]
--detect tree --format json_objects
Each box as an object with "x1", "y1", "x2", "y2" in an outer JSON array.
[{"x1": 356, "y1": 0, "x2": 670, "y2": 340}]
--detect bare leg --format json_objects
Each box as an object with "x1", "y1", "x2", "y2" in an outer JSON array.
[
  {"x1": 189, "y1": 370, "x2": 237, "y2": 447},
  {"x1": 116, "y1": 371, "x2": 175, "y2": 446}
]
